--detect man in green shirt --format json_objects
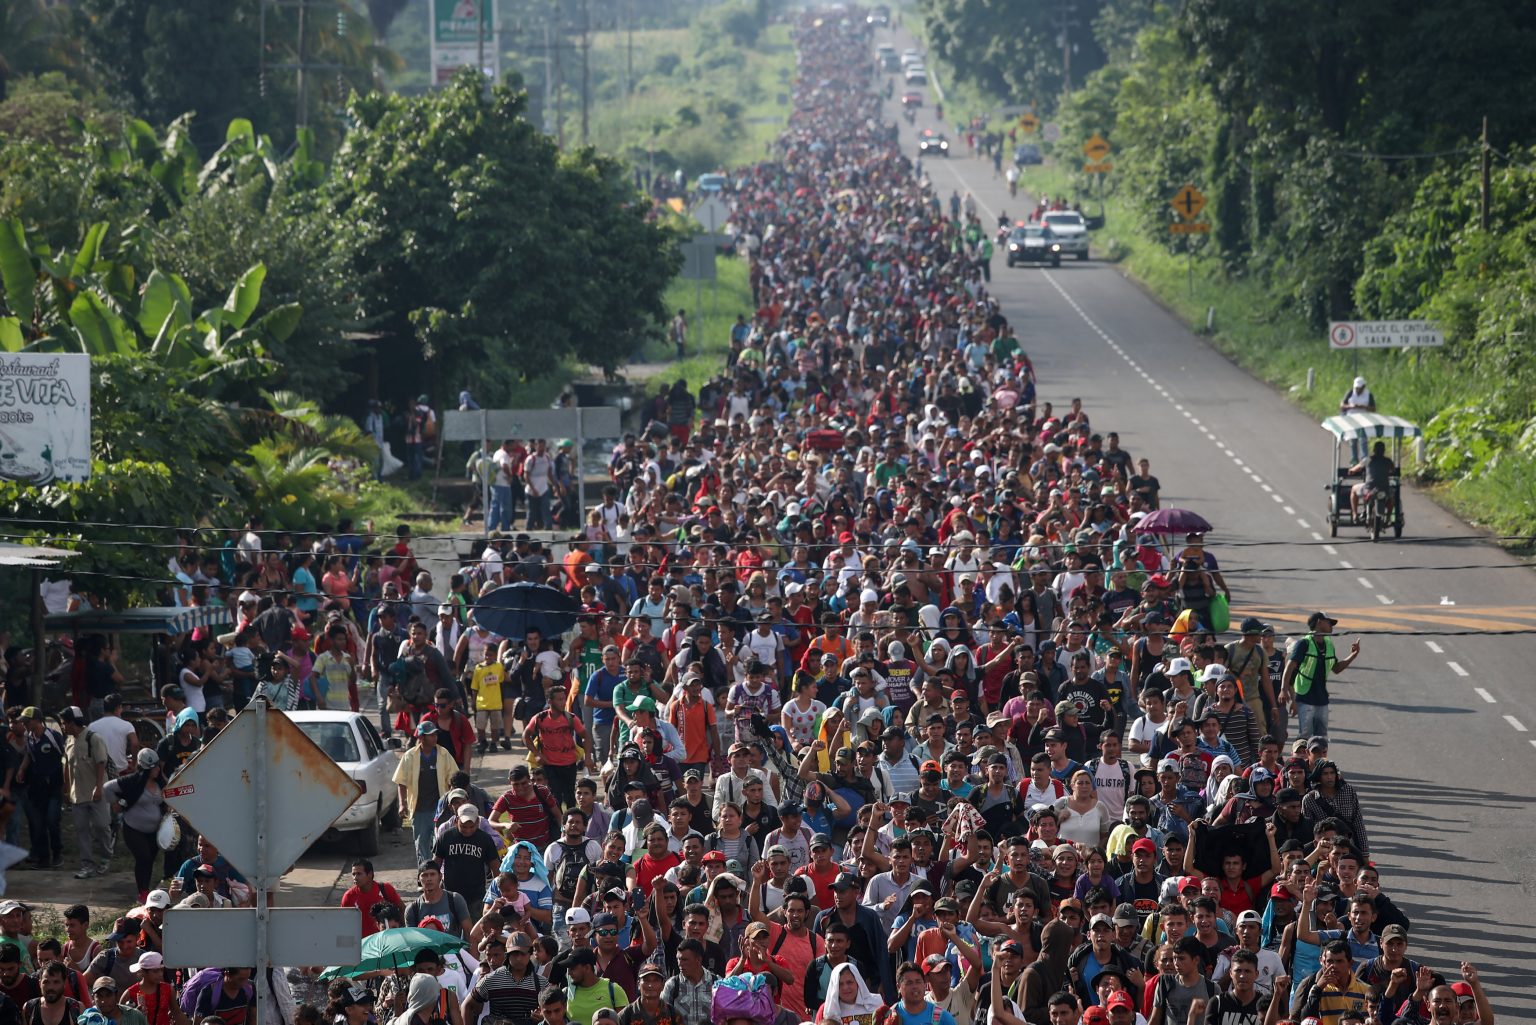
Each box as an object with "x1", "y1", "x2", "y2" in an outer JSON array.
[{"x1": 565, "y1": 949, "x2": 630, "y2": 1025}]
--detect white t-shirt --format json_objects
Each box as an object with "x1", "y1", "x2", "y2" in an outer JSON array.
[
  {"x1": 1213, "y1": 946, "x2": 1285, "y2": 995},
  {"x1": 743, "y1": 630, "x2": 784, "y2": 668},
  {"x1": 90, "y1": 716, "x2": 139, "y2": 774},
  {"x1": 1128, "y1": 714, "x2": 1168, "y2": 768},
  {"x1": 179, "y1": 667, "x2": 206, "y2": 713}
]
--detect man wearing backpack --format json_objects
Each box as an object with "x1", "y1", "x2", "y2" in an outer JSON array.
[
  {"x1": 1082, "y1": 731, "x2": 1134, "y2": 825},
  {"x1": 525, "y1": 687, "x2": 593, "y2": 810},
  {"x1": 59, "y1": 707, "x2": 112, "y2": 881},
  {"x1": 545, "y1": 810, "x2": 602, "y2": 941},
  {"x1": 888, "y1": 962, "x2": 957, "y2": 1025},
  {"x1": 1146, "y1": 937, "x2": 1216, "y2": 1025},
  {"x1": 1280, "y1": 612, "x2": 1360, "y2": 742},
  {"x1": 25, "y1": 961, "x2": 83, "y2": 1025}
]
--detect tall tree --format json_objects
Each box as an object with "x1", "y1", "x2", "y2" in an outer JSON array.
[{"x1": 325, "y1": 69, "x2": 678, "y2": 404}]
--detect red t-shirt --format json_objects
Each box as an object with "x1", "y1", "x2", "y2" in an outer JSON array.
[
  {"x1": 341, "y1": 880, "x2": 403, "y2": 936},
  {"x1": 632, "y1": 852, "x2": 681, "y2": 897},
  {"x1": 797, "y1": 862, "x2": 842, "y2": 909},
  {"x1": 1215, "y1": 876, "x2": 1265, "y2": 918}
]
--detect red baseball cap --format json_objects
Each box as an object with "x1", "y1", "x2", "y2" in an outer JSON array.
[
  {"x1": 1131, "y1": 838, "x2": 1158, "y2": 856},
  {"x1": 838, "y1": 531, "x2": 855, "y2": 543},
  {"x1": 1450, "y1": 983, "x2": 1474, "y2": 1001},
  {"x1": 701, "y1": 851, "x2": 726, "y2": 863},
  {"x1": 1082, "y1": 1009, "x2": 1109, "y2": 1025},
  {"x1": 951, "y1": 689, "x2": 968, "y2": 700},
  {"x1": 1106, "y1": 993, "x2": 1135, "y2": 1011}
]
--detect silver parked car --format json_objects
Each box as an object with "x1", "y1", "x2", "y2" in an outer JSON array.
[{"x1": 288, "y1": 710, "x2": 400, "y2": 855}]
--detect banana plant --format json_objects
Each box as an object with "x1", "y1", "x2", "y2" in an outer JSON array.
[{"x1": 0, "y1": 217, "x2": 299, "y2": 391}]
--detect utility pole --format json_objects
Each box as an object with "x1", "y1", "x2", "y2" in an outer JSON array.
[
  {"x1": 1481, "y1": 116, "x2": 1491, "y2": 232},
  {"x1": 477, "y1": 0, "x2": 486, "y2": 90},
  {"x1": 543, "y1": 19, "x2": 554, "y2": 135},
  {"x1": 581, "y1": 0, "x2": 591, "y2": 145},
  {"x1": 625, "y1": 0, "x2": 634, "y2": 98},
  {"x1": 553, "y1": 13, "x2": 564, "y2": 148},
  {"x1": 295, "y1": 0, "x2": 309, "y2": 130}
]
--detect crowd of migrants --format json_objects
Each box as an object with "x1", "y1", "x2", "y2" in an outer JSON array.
[{"x1": 0, "y1": 9, "x2": 1491, "y2": 1025}]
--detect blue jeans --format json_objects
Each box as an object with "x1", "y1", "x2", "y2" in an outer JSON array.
[
  {"x1": 489, "y1": 485, "x2": 512, "y2": 531},
  {"x1": 1296, "y1": 702, "x2": 1330, "y2": 740},
  {"x1": 407, "y1": 442, "x2": 424, "y2": 480},
  {"x1": 411, "y1": 808, "x2": 436, "y2": 864},
  {"x1": 527, "y1": 491, "x2": 551, "y2": 530}
]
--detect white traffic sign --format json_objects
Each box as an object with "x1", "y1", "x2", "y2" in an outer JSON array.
[
  {"x1": 164, "y1": 700, "x2": 363, "y2": 1025},
  {"x1": 1042, "y1": 122, "x2": 1061, "y2": 143},
  {"x1": 165, "y1": 704, "x2": 361, "y2": 878},
  {"x1": 691, "y1": 196, "x2": 731, "y2": 233},
  {"x1": 1328, "y1": 320, "x2": 1444, "y2": 350},
  {"x1": 162, "y1": 907, "x2": 361, "y2": 970}
]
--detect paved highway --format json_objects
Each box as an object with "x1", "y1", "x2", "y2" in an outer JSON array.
[{"x1": 880, "y1": 25, "x2": 1536, "y2": 1014}]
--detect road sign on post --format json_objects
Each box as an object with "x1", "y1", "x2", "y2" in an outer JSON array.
[
  {"x1": 1170, "y1": 184, "x2": 1207, "y2": 221},
  {"x1": 1328, "y1": 321, "x2": 1445, "y2": 349},
  {"x1": 1082, "y1": 134, "x2": 1111, "y2": 161},
  {"x1": 1017, "y1": 113, "x2": 1040, "y2": 134},
  {"x1": 163, "y1": 700, "x2": 364, "y2": 1025},
  {"x1": 1042, "y1": 122, "x2": 1061, "y2": 143},
  {"x1": 430, "y1": 0, "x2": 497, "y2": 85}
]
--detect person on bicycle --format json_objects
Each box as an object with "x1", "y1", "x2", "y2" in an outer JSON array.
[{"x1": 1348, "y1": 441, "x2": 1395, "y2": 522}]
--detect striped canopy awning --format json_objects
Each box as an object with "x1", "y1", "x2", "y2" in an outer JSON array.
[
  {"x1": 1321, "y1": 413, "x2": 1423, "y2": 443},
  {"x1": 45, "y1": 605, "x2": 234, "y2": 635}
]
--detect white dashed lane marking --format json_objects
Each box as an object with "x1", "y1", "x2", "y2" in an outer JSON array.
[
  {"x1": 1504, "y1": 716, "x2": 1528, "y2": 732},
  {"x1": 1426, "y1": 641, "x2": 1444, "y2": 653},
  {"x1": 1447, "y1": 662, "x2": 1470, "y2": 677},
  {"x1": 1475, "y1": 688, "x2": 1497, "y2": 703}
]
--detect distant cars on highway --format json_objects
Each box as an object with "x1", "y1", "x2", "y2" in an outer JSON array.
[{"x1": 918, "y1": 130, "x2": 949, "y2": 157}]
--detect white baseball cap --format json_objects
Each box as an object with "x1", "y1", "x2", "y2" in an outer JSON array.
[
  {"x1": 564, "y1": 907, "x2": 592, "y2": 926},
  {"x1": 1166, "y1": 657, "x2": 1193, "y2": 676}
]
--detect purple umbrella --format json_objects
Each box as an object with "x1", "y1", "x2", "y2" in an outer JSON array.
[{"x1": 1136, "y1": 508, "x2": 1213, "y2": 535}]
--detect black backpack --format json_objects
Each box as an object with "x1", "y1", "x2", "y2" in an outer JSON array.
[{"x1": 552, "y1": 839, "x2": 591, "y2": 904}]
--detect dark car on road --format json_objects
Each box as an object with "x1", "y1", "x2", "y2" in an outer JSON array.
[
  {"x1": 1013, "y1": 143, "x2": 1043, "y2": 165},
  {"x1": 1006, "y1": 225, "x2": 1062, "y2": 267},
  {"x1": 918, "y1": 130, "x2": 950, "y2": 157}
]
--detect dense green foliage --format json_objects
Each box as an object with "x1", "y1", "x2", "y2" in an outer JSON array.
[
  {"x1": 325, "y1": 71, "x2": 679, "y2": 394},
  {"x1": 0, "y1": 4, "x2": 684, "y2": 601}
]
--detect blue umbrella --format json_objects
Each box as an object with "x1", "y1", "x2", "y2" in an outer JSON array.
[{"x1": 473, "y1": 582, "x2": 582, "y2": 639}]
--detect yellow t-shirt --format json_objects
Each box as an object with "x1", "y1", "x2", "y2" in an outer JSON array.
[{"x1": 470, "y1": 661, "x2": 506, "y2": 711}]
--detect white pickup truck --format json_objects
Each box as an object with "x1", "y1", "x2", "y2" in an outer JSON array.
[{"x1": 1041, "y1": 211, "x2": 1090, "y2": 261}]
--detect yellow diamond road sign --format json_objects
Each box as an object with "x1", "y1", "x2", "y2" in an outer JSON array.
[
  {"x1": 1018, "y1": 113, "x2": 1040, "y2": 134},
  {"x1": 1170, "y1": 184, "x2": 1206, "y2": 222},
  {"x1": 1082, "y1": 134, "x2": 1111, "y2": 160}
]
